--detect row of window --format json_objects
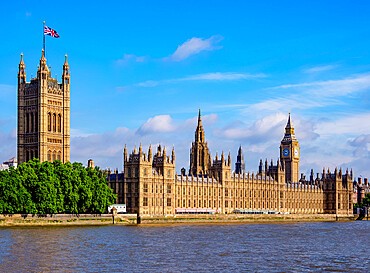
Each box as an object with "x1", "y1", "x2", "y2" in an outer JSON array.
[
  {"x1": 143, "y1": 197, "x2": 171, "y2": 207},
  {"x1": 47, "y1": 151, "x2": 62, "y2": 161},
  {"x1": 25, "y1": 150, "x2": 38, "y2": 161},
  {"x1": 127, "y1": 168, "x2": 172, "y2": 178},
  {"x1": 25, "y1": 112, "x2": 38, "y2": 133},
  {"x1": 143, "y1": 184, "x2": 171, "y2": 194},
  {"x1": 47, "y1": 112, "x2": 62, "y2": 133}
]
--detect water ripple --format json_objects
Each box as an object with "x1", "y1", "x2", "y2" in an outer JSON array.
[{"x1": 0, "y1": 222, "x2": 369, "y2": 272}]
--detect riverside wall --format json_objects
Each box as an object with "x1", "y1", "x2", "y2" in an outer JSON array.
[
  {"x1": 0, "y1": 213, "x2": 138, "y2": 226},
  {"x1": 0, "y1": 213, "x2": 354, "y2": 226},
  {"x1": 138, "y1": 214, "x2": 354, "y2": 225}
]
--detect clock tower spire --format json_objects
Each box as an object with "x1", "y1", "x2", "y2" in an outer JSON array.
[{"x1": 280, "y1": 112, "x2": 299, "y2": 183}]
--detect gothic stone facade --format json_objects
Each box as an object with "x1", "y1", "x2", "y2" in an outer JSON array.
[
  {"x1": 17, "y1": 50, "x2": 70, "y2": 164},
  {"x1": 107, "y1": 111, "x2": 353, "y2": 216}
]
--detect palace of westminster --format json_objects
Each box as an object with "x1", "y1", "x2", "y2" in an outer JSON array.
[{"x1": 16, "y1": 52, "x2": 354, "y2": 216}]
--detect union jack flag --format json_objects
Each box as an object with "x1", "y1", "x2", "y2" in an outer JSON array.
[{"x1": 44, "y1": 25, "x2": 60, "y2": 38}]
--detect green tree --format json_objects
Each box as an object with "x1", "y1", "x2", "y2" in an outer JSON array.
[{"x1": 0, "y1": 159, "x2": 116, "y2": 214}]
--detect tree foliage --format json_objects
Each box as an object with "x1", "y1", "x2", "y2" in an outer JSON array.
[{"x1": 0, "y1": 159, "x2": 116, "y2": 214}]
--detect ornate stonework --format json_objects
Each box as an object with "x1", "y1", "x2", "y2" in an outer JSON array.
[
  {"x1": 107, "y1": 111, "x2": 353, "y2": 217},
  {"x1": 17, "y1": 50, "x2": 70, "y2": 164},
  {"x1": 189, "y1": 110, "x2": 212, "y2": 176}
]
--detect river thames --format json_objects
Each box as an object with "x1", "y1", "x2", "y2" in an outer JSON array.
[{"x1": 0, "y1": 221, "x2": 369, "y2": 272}]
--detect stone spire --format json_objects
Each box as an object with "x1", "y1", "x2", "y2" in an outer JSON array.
[
  {"x1": 189, "y1": 109, "x2": 211, "y2": 176},
  {"x1": 198, "y1": 108, "x2": 202, "y2": 126},
  {"x1": 235, "y1": 146, "x2": 245, "y2": 174},
  {"x1": 195, "y1": 109, "x2": 205, "y2": 143},
  {"x1": 282, "y1": 112, "x2": 297, "y2": 142}
]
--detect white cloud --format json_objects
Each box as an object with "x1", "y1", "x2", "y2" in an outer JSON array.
[
  {"x1": 316, "y1": 112, "x2": 370, "y2": 136},
  {"x1": 272, "y1": 73, "x2": 370, "y2": 97},
  {"x1": 133, "y1": 72, "x2": 265, "y2": 88},
  {"x1": 138, "y1": 115, "x2": 177, "y2": 134},
  {"x1": 116, "y1": 54, "x2": 147, "y2": 65},
  {"x1": 304, "y1": 65, "x2": 337, "y2": 73},
  {"x1": 70, "y1": 113, "x2": 219, "y2": 170},
  {"x1": 184, "y1": 72, "x2": 265, "y2": 81},
  {"x1": 246, "y1": 73, "x2": 370, "y2": 114},
  {"x1": 214, "y1": 112, "x2": 318, "y2": 144},
  {"x1": 250, "y1": 95, "x2": 335, "y2": 113},
  {"x1": 170, "y1": 35, "x2": 223, "y2": 61}
]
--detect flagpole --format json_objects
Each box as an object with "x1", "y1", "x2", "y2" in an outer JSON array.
[{"x1": 43, "y1": 21, "x2": 45, "y2": 54}]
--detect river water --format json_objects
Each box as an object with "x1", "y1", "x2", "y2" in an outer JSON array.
[{"x1": 0, "y1": 222, "x2": 369, "y2": 272}]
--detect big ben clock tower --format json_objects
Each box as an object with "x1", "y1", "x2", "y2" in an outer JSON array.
[{"x1": 280, "y1": 113, "x2": 299, "y2": 183}]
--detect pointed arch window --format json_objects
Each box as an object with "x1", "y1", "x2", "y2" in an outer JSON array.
[
  {"x1": 52, "y1": 113, "x2": 56, "y2": 132},
  {"x1": 47, "y1": 151, "x2": 51, "y2": 161},
  {"x1": 57, "y1": 114, "x2": 62, "y2": 133},
  {"x1": 30, "y1": 112, "x2": 34, "y2": 133},
  {"x1": 48, "y1": 113, "x2": 51, "y2": 131},
  {"x1": 35, "y1": 112, "x2": 38, "y2": 132},
  {"x1": 25, "y1": 113, "x2": 29, "y2": 133}
]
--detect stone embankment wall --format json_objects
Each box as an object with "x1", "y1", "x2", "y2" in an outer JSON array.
[
  {"x1": 139, "y1": 214, "x2": 354, "y2": 225},
  {"x1": 0, "y1": 214, "x2": 138, "y2": 226},
  {"x1": 0, "y1": 213, "x2": 354, "y2": 226}
]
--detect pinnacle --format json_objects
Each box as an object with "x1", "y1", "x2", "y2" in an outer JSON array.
[
  {"x1": 198, "y1": 108, "x2": 202, "y2": 126},
  {"x1": 64, "y1": 54, "x2": 69, "y2": 66}
]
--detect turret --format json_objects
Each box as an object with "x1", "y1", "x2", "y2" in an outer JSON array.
[
  {"x1": 259, "y1": 159, "x2": 263, "y2": 174},
  {"x1": 148, "y1": 144, "x2": 152, "y2": 161},
  {"x1": 139, "y1": 142, "x2": 143, "y2": 155},
  {"x1": 265, "y1": 159, "x2": 268, "y2": 172},
  {"x1": 39, "y1": 49, "x2": 47, "y2": 71},
  {"x1": 62, "y1": 54, "x2": 70, "y2": 88},
  {"x1": 228, "y1": 152, "x2": 231, "y2": 167},
  {"x1": 124, "y1": 144, "x2": 127, "y2": 162},
  {"x1": 18, "y1": 53, "x2": 26, "y2": 85},
  {"x1": 172, "y1": 146, "x2": 175, "y2": 163}
]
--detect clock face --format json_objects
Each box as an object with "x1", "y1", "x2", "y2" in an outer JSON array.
[
  {"x1": 294, "y1": 148, "x2": 299, "y2": 157},
  {"x1": 283, "y1": 148, "x2": 289, "y2": 157}
]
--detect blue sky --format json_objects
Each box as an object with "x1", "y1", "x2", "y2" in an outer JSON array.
[{"x1": 1, "y1": 1, "x2": 370, "y2": 178}]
